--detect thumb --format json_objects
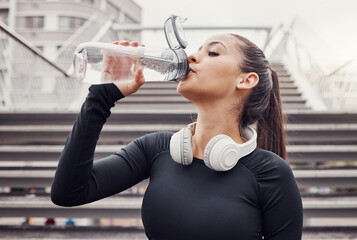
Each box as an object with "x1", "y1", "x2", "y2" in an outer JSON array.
[
  {"x1": 134, "y1": 68, "x2": 145, "y2": 86},
  {"x1": 126, "y1": 67, "x2": 145, "y2": 95}
]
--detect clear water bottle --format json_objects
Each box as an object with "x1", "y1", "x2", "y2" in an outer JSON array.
[
  {"x1": 73, "y1": 15, "x2": 189, "y2": 84},
  {"x1": 73, "y1": 42, "x2": 189, "y2": 84}
]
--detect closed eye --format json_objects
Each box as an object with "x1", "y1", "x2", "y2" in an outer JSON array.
[{"x1": 208, "y1": 51, "x2": 219, "y2": 56}]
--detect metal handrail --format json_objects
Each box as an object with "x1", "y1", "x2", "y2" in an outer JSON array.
[
  {"x1": 328, "y1": 57, "x2": 357, "y2": 77},
  {"x1": 286, "y1": 29, "x2": 331, "y2": 75},
  {"x1": 0, "y1": 20, "x2": 69, "y2": 77},
  {"x1": 0, "y1": 16, "x2": 124, "y2": 111},
  {"x1": 0, "y1": 21, "x2": 81, "y2": 110},
  {"x1": 265, "y1": 17, "x2": 356, "y2": 77},
  {"x1": 113, "y1": 24, "x2": 272, "y2": 50},
  {"x1": 264, "y1": 17, "x2": 357, "y2": 111},
  {"x1": 112, "y1": 24, "x2": 272, "y2": 32}
]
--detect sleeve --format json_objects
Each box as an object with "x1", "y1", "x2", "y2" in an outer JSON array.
[
  {"x1": 257, "y1": 155, "x2": 303, "y2": 240},
  {"x1": 51, "y1": 83, "x2": 161, "y2": 207}
]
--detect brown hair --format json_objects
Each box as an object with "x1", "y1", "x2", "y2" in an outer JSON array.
[{"x1": 231, "y1": 34, "x2": 288, "y2": 161}]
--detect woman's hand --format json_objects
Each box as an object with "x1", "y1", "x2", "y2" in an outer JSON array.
[{"x1": 101, "y1": 40, "x2": 145, "y2": 97}]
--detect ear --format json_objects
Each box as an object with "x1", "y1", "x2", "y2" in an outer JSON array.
[{"x1": 236, "y1": 72, "x2": 259, "y2": 90}]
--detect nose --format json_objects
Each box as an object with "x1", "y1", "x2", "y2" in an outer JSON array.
[{"x1": 188, "y1": 53, "x2": 197, "y2": 63}]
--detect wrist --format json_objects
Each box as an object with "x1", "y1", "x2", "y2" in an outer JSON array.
[{"x1": 114, "y1": 81, "x2": 129, "y2": 97}]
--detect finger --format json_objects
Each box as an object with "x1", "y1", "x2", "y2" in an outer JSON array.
[
  {"x1": 130, "y1": 41, "x2": 139, "y2": 47},
  {"x1": 133, "y1": 57, "x2": 142, "y2": 71},
  {"x1": 119, "y1": 40, "x2": 130, "y2": 46}
]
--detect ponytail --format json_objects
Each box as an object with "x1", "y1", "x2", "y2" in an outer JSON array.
[
  {"x1": 231, "y1": 34, "x2": 288, "y2": 162},
  {"x1": 257, "y1": 68, "x2": 288, "y2": 161}
]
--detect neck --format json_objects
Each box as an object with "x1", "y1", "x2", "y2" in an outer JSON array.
[{"x1": 192, "y1": 101, "x2": 245, "y2": 159}]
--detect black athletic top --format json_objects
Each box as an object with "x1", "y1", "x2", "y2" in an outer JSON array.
[{"x1": 51, "y1": 84, "x2": 303, "y2": 240}]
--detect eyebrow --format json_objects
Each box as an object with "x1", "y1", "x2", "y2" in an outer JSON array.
[{"x1": 198, "y1": 41, "x2": 227, "y2": 51}]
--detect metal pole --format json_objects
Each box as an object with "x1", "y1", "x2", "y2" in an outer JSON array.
[
  {"x1": 8, "y1": 0, "x2": 17, "y2": 29},
  {"x1": 112, "y1": 24, "x2": 272, "y2": 33}
]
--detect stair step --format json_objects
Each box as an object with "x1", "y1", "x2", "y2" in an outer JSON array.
[
  {"x1": 2, "y1": 112, "x2": 356, "y2": 125},
  {"x1": 279, "y1": 77, "x2": 294, "y2": 83},
  {"x1": 281, "y1": 89, "x2": 302, "y2": 96},
  {"x1": 287, "y1": 145, "x2": 357, "y2": 163},
  {"x1": 280, "y1": 83, "x2": 298, "y2": 89},
  {"x1": 134, "y1": 87, "x2": 300, "y2": 96},
  {"x1": 1, "y1": 123, "x2": 356, "y2": 145},
  {"x1": 1, "y1": 169, "x2": 357, "y2": 188},
  {"x1": 140, "y1": 81, "x2": 297, "y2": 89},
  {"x1": 1, "y1": 227, "x2": 356, "y2": 240},
  {"x1": 1, "y1": 195, "x2": 357, "y2": 228},
  {"x1": 0, "y1": 227, "x2": 147, "y2": 239},
  {"x1": 0, "y1": 145, "x2": 355, "y2": 163},
  {"x1": 120, "y1": 95, "x2": 305, "y2": 104},
  {"x1": 287, "y1": 111, "x2": 357, "y2": 124},
  {"x1": 278, "y1": 72, "x2": 291, "y2": 77},
  {"x1": 1, "y1": 226, "x2": 355, "y2": 239}
]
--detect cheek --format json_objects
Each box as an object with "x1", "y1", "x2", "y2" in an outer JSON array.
[
  {"x1": 206, "y1": 61, "x2": 237, "y2": 80},
  {"x1": 203, "y1": 61, "x2": 238, "y2": 90},
  {"x1": 177, "y1": 59, "x2": 238, "y2": 101},
  {"x1": 177, "y1": 68, "x2": 237, "y2": 101}
]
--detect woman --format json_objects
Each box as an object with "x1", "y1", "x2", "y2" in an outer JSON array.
[{"x1": 51, "y1": 34, "x2": 303, "y2": 239}]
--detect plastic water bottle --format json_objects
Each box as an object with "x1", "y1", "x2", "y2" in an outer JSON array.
[{"x1": 73, "y1": 42, "x2": 189, "y2": 84}]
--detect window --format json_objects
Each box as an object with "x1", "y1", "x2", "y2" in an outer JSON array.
[
  {"x1": 58, "y1": 16, "x2": 86, "y2": 30},
  {"x1": 25, "y1": 16, "x2": 44, "y2": 29},
  {"x1": 81, "y1": 0, "x2": 95, "y2": 5},
  {"x1": 0, "y1": 10, "x2": 8, "y2": 25}
]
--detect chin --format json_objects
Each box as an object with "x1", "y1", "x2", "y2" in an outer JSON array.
[
  {"x1": 177, "y1": 78, "x2": 194, "y2": 100},
  {"x1": 177, "y1": 77, "x2": 206, "y2": 103}
]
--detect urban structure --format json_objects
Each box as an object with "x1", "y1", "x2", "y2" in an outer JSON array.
[
  {"x1": 0, "y1": 0, "x2": 141, "y2": 110},
  {"x1": 0, "y1": 1, "x2": 357, "y2": 239},
  {"x1": 0, "y1": 0, "x2": 141, "y2": 60}
]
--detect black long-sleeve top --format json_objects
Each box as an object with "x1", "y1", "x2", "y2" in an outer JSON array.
[{"x1": 51, "y1": 83, "x2": 303, "y2": 240}]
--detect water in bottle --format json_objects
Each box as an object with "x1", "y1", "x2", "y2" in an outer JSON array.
[{"x1": 73, "y1": 42, "x2": 189, "y2": 84}]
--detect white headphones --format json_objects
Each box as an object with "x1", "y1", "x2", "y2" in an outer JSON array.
[{"x1": 170, "y1": 123, "x2": 257, "y2": 171}]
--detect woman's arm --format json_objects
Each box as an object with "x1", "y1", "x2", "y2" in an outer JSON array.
[
  {"x1": 51, "y1": 84, "x2": 150, "y2": 206},
  {"x1": 51, "y1": 40, "x2": 147, "y2": 206}
]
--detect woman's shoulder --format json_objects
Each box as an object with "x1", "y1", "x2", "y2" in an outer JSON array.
[
  {"x1": 239, "y1": 148, "x2": 294, "y2": 182},
  {"x1": 139, "y1": 130, "x2": 173, "y2": 143},
  {"x1": 133, "y1": 130, "x2": 174, "y2": 154}
]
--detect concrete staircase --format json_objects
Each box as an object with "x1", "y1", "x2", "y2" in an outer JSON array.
[{"x1": 0, "y1": 63, "x2": 356, "y2": 239}]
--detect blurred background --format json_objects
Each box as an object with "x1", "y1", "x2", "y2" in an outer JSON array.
[{"x1": 0, "y1": 0, "x2": 357, "y2": 239}]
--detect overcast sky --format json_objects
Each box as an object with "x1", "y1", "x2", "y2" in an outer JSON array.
[{"x1": 133, "y1": 0, "x2": 357, "y2": 62}]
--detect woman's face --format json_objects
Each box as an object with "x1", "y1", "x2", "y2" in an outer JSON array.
[{"x1": 177, "y1": 34, "x2": 243, "y2": 103}]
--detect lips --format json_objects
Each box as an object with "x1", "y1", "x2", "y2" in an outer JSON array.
[{"x1": 179, "y1": 67, "x2": 194, "y2": 82}]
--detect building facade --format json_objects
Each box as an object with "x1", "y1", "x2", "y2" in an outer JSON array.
[
  {"x1": 0, "y1": 0, "x2": 141, "y2": 110},
  {"x1": 0, "y1": 0, "x2": 141, "y2": 59}
]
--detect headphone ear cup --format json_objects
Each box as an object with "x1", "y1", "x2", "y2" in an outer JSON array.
[
  {"x1": 204, "y1": 135, "x2": 226, "y2": 170},
  {"x1": 170, "y1": 127, "x2": 193, "y2": 165},
  {"x1": 170, "y1": 130, "x2": 182, "y2": 164},
  {"x1": 181, "y1": 127, "x2": 193, "y2": 165},
  {"x1": 204, "y1": 134, "x2": 240, "y2": 171}
]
